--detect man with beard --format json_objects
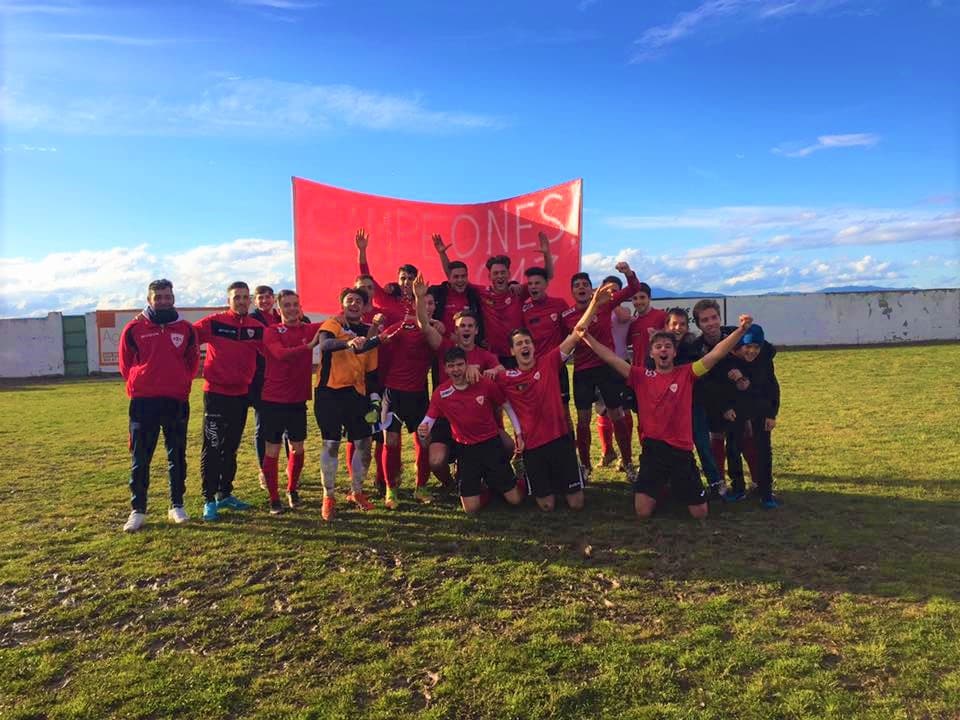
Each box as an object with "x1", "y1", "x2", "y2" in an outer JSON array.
[
  {"x1": 355, "y1": 228, "x2": 417, "y2": 325},
  {"x1": 249, "y1": 285, "x2": 281, "y2": 490},
  {"x1": 118, "y1": 279, "x2": 199, "y2": 532}
]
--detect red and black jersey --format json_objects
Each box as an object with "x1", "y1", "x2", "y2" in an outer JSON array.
[
  {"x1": 427, "y1": 378, "x2": 506, "y2": 445},
  {"x1": 629, "y1": 308, "x2": 668, "y2": 366},
  {"x1": 495, "y1": 348, "x2": 570, "y2": 450},
  {"x1": 380, "y1": 321, "x2": 433, "y2": 391},
  {"x1": 119, "y1": 314, "x2": 199, "y2": 402},
  {"x1": 521, "y1": 294, "x2": 569, "y2": 355},
  {"x1": 194, "y1": 311, "x2": 266, "y2": 396},
  {"x1": 262, "y1": 322, "x2": 323, "y2": 403},
  {"x1": 473, "y1": 283, "x2": 525, "y2": 358},
  {"x1": 359, "y1": 262, "x2": 415, "y2": 325},
  {"x1": 562, "y1": 275, "x2": 641, "y2": 370}
]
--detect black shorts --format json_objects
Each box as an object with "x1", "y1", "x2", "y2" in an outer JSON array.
[
  {"x1": 458, "y1": 436, "x2": 517, "y2": 498},
  {"x1": 621, "y1": 386, "x2": 637, "y2": 412},
  {"x1": 573, "y1": 365, "x2": 626, "y2": 410},
  {"x1": 428, "y1": 417, "x2": 460, "y2": 460},
  {"x1": 260, "y1": 401, "x2": 308, "y2": 443},
  {"x1": 523, "y1": 434, "x2": 584, "y2": 499},
  {"x1": 558, "y1": 363, "x2": 571, "y2": 403},
  {"x1": 385, "y1": 387, "x2": 429, "y2": 434},
  {"x1": 313, "y1": 387, "x2": 373, "y2": 442},
  {"x1": 634, "y1": 438, "x2": 706, "y2": 506}
]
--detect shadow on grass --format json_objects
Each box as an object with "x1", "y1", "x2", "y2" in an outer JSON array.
[{"x1": 173, "y1": 476, "x2": 959, "y2": 602}]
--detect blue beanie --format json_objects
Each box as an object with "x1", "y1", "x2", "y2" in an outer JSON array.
[{"x1": 738, "y1": 324, "x2": 765, "y2": 346}]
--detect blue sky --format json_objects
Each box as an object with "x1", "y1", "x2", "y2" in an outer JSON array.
[{"x1": 1, "y1": 0, "x2": 957, "y2": 316}]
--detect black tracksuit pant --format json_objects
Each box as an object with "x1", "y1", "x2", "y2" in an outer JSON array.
[
  {"x1": 128, "y1": 397, "x2": 189, "y2": 512},
  {"x1": 200, "y1": 392, "x2": 249, "y2": 502}
]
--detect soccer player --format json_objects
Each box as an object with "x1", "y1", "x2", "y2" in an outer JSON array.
[
  {"x1": 691, "y1": 299, "x2": 742, "y2": 497},
  {"x1": 723, "y1": 325, "x2": 781, "y2": 507},
  {"x1": 414, "y1": 275, "x2": 505, "y2": 487},
  {"x1": 313, "y1": 287, "x2": 384, "y2": 520},
  {"x1": 577, "y1": 284, "x2": 753, "y2": 520},
  {"x1": 418, "y1": 347, "x2": 525, "y2": 513},
  {"x1": 561, "y1": 263, "x2": 641, "y2": 479},
  {"x1": 249, "y1": 285, "x2": 280, "y2": 490},
  {"x1": 260, "y1": 290, "x2": 324, "y2": 515},
  {"x1": 118, "y1": 279, "x2": 200, "y2": 532},
  {"x1": 355, "y1": 228, "x2": 417, "y2": 324},
  {"x1": 379, "y1": 283, "x2": 437, "y2": 509},
  {"x1": 595, "y1": 274, "x2": 636, "y2": 469},
  {"x1": 433, "y1": 231, "x2": 555, "y2": 366},
  {"x1": 426, "y1": 233, "x2": 485, "y2": 341},
  {"x1": 193, "y1": 282, "x2": 266, "y2": 521},
  {"x1": 495, "y1": 327, "x2": 586, "y2": 512},
  {"x1": 628, "y1": 282, "x2": 667, "y2": 366}
]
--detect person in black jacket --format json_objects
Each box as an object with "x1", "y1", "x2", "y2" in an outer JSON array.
[{"x1": 722, "y1": 324, "x2": 781, "y2": 508}]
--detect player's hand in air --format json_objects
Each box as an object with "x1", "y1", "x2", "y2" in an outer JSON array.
[
  {"x1": 431, "y1": 233, "x2": 449, "y2": 254},
  {"x1": 355, "y1": 228, "x2": 369, "y2": 250}
]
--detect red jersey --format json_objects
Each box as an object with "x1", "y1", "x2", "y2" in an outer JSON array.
[
  {"x1": 119, "y1": 314, "x2": 199, "y2": 402},
  {"x1": 381, "y1": 321, "x2": 433, "y2": 391},
  {"x1": 628, "y1": 362, "x2": 704, "y2": 451},
  {"x1": 473, "y1": 284, "x2": 525, "y2": 357},
  {"x1": 521, "y1": 294, "x2": 569, "y2": 355},
  {"x1": 495, "y1": 348, "x2": 570, "y2": 450},
  {"x1": 262, "y1": 322, "x2": 323, "y2": 403},
  {"x1": 629, "y1": 308, "x2": 668, "y2": 366},
  {"x1": 194, "y1": 311, "x2": 265, "y2": 396},
  {"x1": 427, "y1": 378, "x2": 505, "y2": 445},
  {"x1": 435, "y1": 339, "x2": 500, "y2": 384},
  {"x1": 439, "y1": 287, "x2": 472, "y2": 333},
  {"x1": 251, "y1": 308, "x2": 281, "y2": 327},
  {"x1": 561, "y1": 276, "x2": 641, "y2": 371},
  {"x1": 359, "y1": 262, "x2": 415, "y2": 324}
]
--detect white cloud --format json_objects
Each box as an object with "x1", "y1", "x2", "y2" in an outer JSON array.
[
  {"x1": 0, "y1": 78, "x2": 503, "y2": 136},
  {"x1": 0, "y1": 239, "x2": 294, "y2": 317},
  {"x1": 632, "y1": 0, "x2": 851, "y2": 61},
  {"x1": 772, "y1": 132, "x2": 880, "y2": 158},
  {"x1": 1, "y1": 143, "x2": 57, "y2": 152},
  {"x1": 0, "y1": 0, "x2": 83, "y2": 14},
  {"x1": 232, "y1": 0, "x2": 321, "y2": 8}
]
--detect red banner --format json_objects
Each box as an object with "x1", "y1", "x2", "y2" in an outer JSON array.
[{"x1": 292, "y1": 178, "x2": 582, "y2": 314}]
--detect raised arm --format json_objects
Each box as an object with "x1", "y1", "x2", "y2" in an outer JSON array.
[
  {"x1": 538, "y1": 231, "x2": 555, "y2": 281},
  {"x1": 612, "y1": 262, "x2": 642, "y2": 303},
  {"x1": 578, "y1": 329, "x2": 631, "y2": 379},
  {"x1": 699, "y1": 315, "x2": 753, "y2": 373},
  {"x1": 431, "y1": 233, "x2": 453, "y2": 278},
  {"x1": 413, "y1": 273, "x2": 443, "y2": 349},
  {"x1": 574, "y1": 282, "x2": 618, "y2": 332}
]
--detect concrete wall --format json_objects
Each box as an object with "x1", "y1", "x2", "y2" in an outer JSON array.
[
  {"x1": 0, "y1": 312, "x2": 65, "y2": 378},
  {"x1": 725, "y1": 290, "x2": 960, "y2": 346}
]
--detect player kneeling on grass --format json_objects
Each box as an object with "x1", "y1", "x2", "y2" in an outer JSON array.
[
  {"x1": 417, "y1": 347, "x2": 525, "y2": 513},
  {"x1": 576, "y1": 283, "x2": 753, "y2": 520}
]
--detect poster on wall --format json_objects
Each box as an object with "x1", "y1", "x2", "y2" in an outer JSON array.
[
  {"x1": 292, "y1": 177, "x2": 583, "y2": 314},
  {"x1": 95, "y1": 308, "x2": 224, "y2": 371}
]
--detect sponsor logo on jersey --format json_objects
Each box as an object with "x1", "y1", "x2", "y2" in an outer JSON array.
[
  {"x1": 561, "y1": 307, "x2": 577, "y2": 318},
  {"x1": 170, "y1": 333, "x2": 185, "y2": 348},
  {"x1": 277, "y1": 326, "x2": 287, "y2": 334},
  {"x1": 439, "y1": 386, "x2": 455, "y2": 398},
  {"x1": 522, "y1": 302, "x2": 534, "y2": 312},
  {"x1": 505, "y1": 297, "x2": 512, "y2": 306},
  {"x1": 645, "y1": 369, "x2": 656, "y2": 377},
  {"x1": 505, "y1": 369, "x2": 521, "y2": 377}
]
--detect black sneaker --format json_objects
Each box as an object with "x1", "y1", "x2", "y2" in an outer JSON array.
[
  {"x1": 287, "y1": 490, "x2": 301, "y2": 509},
  {"x1": 269, "y1": 499, "x2": 284, "y2": 515}
]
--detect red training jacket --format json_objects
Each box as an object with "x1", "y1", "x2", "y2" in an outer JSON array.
[
  {"x1": 194, "y1": 311, "x2": 266, "y2": 396},
  {"x1": 119, "y1": 314, "x2": 199, "y2": 402}
]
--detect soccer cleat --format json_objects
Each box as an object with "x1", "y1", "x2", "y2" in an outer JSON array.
[
  {"x1": 580, "y1": 465, "x2": 593, "y2": 484},
  {"x1": 723, "y1": 490, "x2": 746, "y2": 503},
  {"x1": 287, "y1": 490, "x2": 301, "y2": 509},
  {"x1": 622, "y1": 464, "x2": 638, "y2": 483},
  {"x1": 202, "y1": 501, "x2": 219, "y2": 521},
  {"x1": 269, "y1": 499, "x2": 284, "y2": 515},
  {"x1": 123, "y1": 511, "x2": 146, "y2": 533},
  {"x1": 761, "y1": 496, "x2": 781, "y2": 509},
  {"x1": 413, "y1": 486, "x2": 432, "y2": 504},
  {"x1": 217, "y1": 495, "x2": 252, "y2": 511},
  {"x1": 258, "y1": 471, "x2": 267, "y2": 491},
  {"x1": 167, "y1": 506, "x2": 189, "y2": 524},
  {"x1": 384, "y1": 488, "x2": 399, "y2": 510},
  {"x1": 321, "y1": 496, "x2": 336, "y2": 521},
  {"x1": 347, "y1": 491, "x2": 374, "y2": 511},
  {"x1": 601, "y1": 450, "x2": 618, "y2": 467}
]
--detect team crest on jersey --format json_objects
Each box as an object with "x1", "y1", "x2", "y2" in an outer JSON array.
[
  {"x1": 669, "y1": 383, "x2": 679, "y2": 393},
  {"x1": 645, "y1": 369, "x2": 656, "y2": 377},
  {"x1": 170, "y1": 333, "x2": 184, "y2": 348},
  {"x1": 533, "y1": 371, "x2": 541, "y2": 381},
  {"x1": 439, "y1": 386, "x2": 455, "y2": 398},
  {"x1": 476, "y1": 396, "x2": 485, "y2": 406},
  {"x1": 550, "y1": 313, "x2": 558, "y2": 322},
  {"x1": 246, "y1": 328, "x2": 255, "y2": 338}
]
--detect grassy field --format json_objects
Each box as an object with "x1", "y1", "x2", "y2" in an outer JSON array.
[{"x1": 1, "y1": 345, "x2": 959, "y2": 720}]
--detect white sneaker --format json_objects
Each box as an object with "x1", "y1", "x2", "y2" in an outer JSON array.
[
  {"x1": 167, "y1": 506, "x2": 189, "y2": 524},
  {"x1": 123, "y1": 511, "x2": 146, "y2": 532}
]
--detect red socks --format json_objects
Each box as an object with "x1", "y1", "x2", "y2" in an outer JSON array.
[
  {"x1": 382, "y1": 442, "x2": 401, "y2": 489},
  {"x1": 345, "y1": 441, "x2": 354, "y2": 472},
  {"x1": 596, "y1": 414, "x2": 613, "y2": 457},
  {"x1": 262, "y1": 455, "x2": 280, "y2": 502},
  {"x1": 575, "y1": 420, "x2": 592, "y2": 467},
  {"x1": 415, "y1": 437, "x2": 429, "y2": 488},
  {"x1": 373, "y1": 440, "x2": 385, "y2": 485},
  {"x1": 286, "y1": 451, "x2": 304, "y2": 493},
  {"x1": 613, "y1": 415, "x2": 633, "y2": 464}
]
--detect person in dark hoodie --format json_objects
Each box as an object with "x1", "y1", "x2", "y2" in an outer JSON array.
[
  {"x1": 722, "y1": 324, "x2": 781, "y2": 508},
  {"x1": 118, "y1": 279, "x2": 200, "y2": 532}
]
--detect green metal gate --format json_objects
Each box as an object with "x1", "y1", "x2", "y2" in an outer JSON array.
[{"x1": 62, "y1": 315, "x2": 88, "y2": 377}]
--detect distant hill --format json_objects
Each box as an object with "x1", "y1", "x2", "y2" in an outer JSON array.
[
  {"x1": 819, "y1": 285, "x2": 919, "y2": 293},
  {"x1": 651, "y1": 287, "x2": 725, "y2": 299}
]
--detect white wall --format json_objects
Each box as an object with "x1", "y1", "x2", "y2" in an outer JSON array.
[
  {"x1": 0, "y1": 312, "x2": 65, "y2": 378},
  {"x1": 725, "y1": 290, "x2": 960, "y2": 346}
]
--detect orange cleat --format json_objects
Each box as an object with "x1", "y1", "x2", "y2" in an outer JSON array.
[
  {"x1": 347, "y1": 491, "x2": 374, "y2": 511},
  {"x1": 321, "y1": 495, "x2": 336, "y2": 521}
]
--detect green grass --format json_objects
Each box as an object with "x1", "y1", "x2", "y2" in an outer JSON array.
[{"x1": 2, "y1": 344, "x2": 959, "y2": 719}]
